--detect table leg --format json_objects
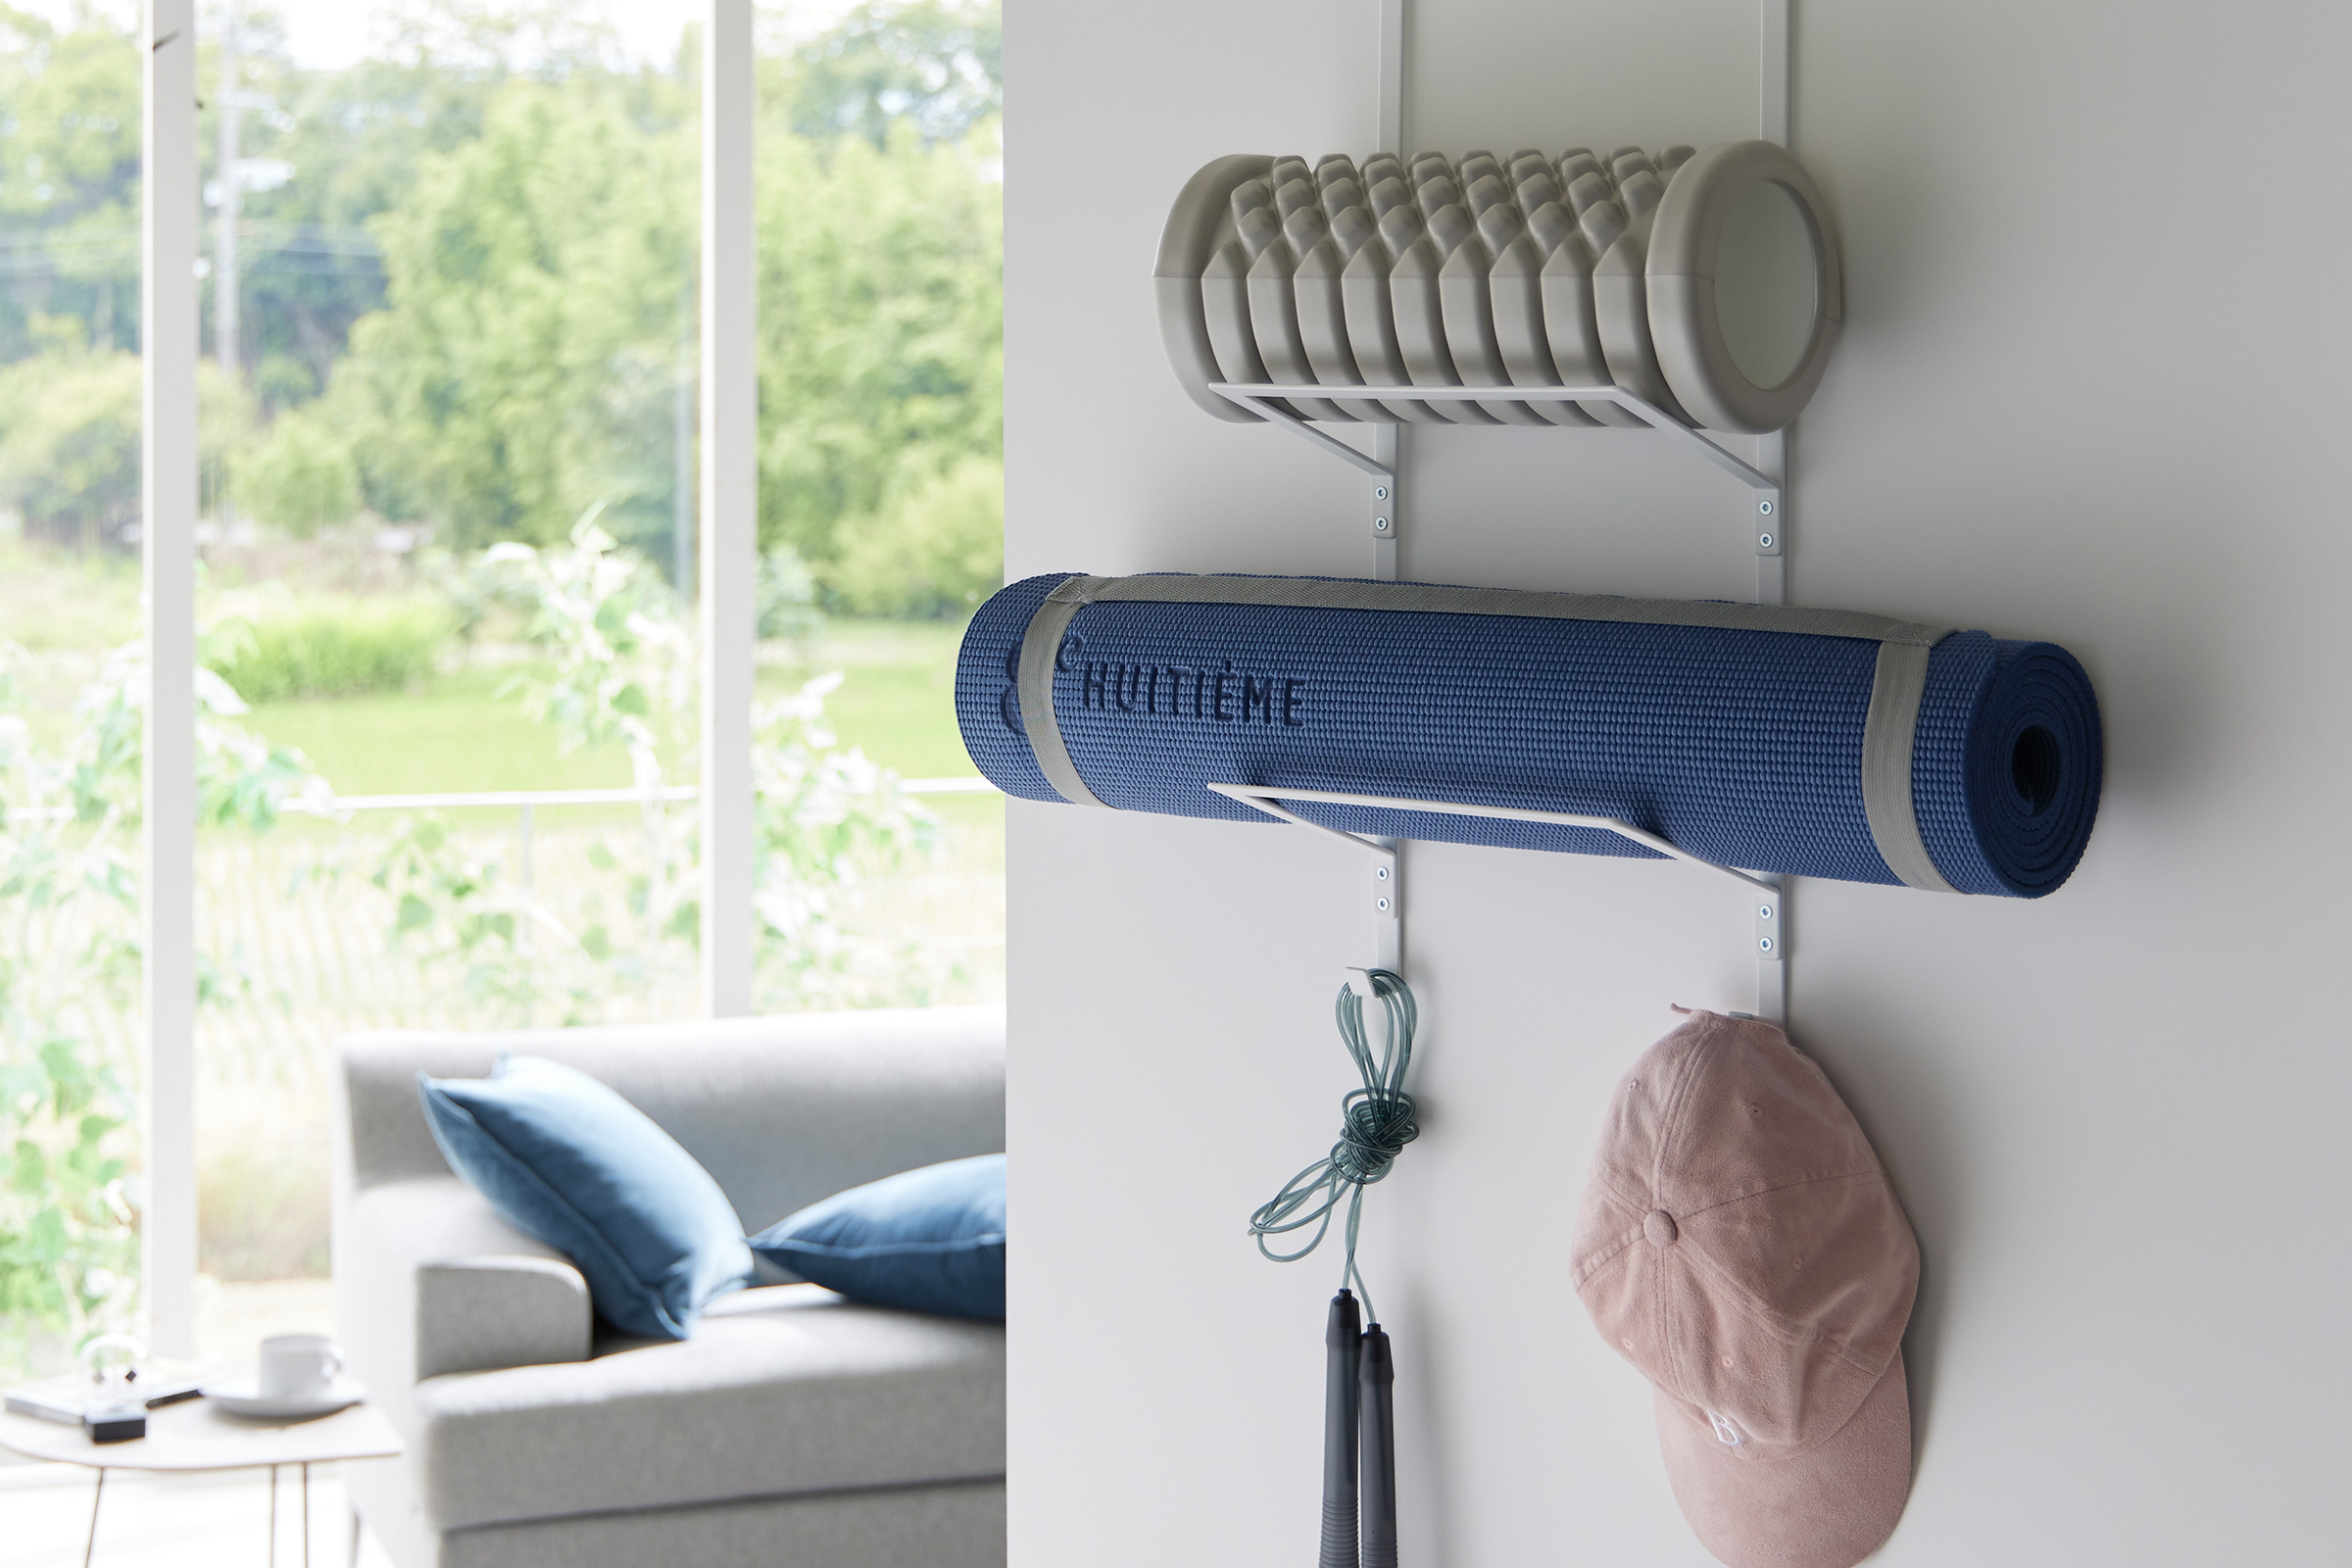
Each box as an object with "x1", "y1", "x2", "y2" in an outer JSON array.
[
  {"x1": 270, "y1": 1465, "x2": 278, "y2": 1568},
  {"x1": 81, "y1": 1467, "x2": 105, "y2": 1568},
  {"x1": 348, "y1": 1504, "x2": 363, "y2": 1568},
  {"x1": 303, "y1": 1462, "x2": 312, "y2": 1568}
]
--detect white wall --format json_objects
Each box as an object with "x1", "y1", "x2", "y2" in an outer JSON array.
[{"x1": 1001, "y1": 3, "x2": 2352, "y2": 1563}]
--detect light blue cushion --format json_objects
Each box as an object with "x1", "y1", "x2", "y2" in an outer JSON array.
[
  {"x1": 749, "y1": 1153, "x2": 1004, "y2": 1321},
  {"x1": 417, "y1": 1054, "x2": 755, "y2": 1340}
]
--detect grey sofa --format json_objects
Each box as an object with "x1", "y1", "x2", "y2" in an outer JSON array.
[{"x1": 330, "y1": 1006, "x2": 1006, "y2": 1568}]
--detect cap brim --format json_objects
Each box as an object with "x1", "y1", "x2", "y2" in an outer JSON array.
[{"x1": 1654, "y1": 1350, "x2": 1912, "y2": 1568}]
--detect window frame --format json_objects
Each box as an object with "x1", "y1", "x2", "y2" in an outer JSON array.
[{"x1": 137, "y1": 0, "x2": 759, "y2": 1356}]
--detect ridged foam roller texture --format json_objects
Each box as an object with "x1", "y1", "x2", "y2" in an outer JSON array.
[
  {"x1": 957, "y1": 574, "x2": 2101, "y2": 898},
  {"x1": 1157, "y1": 143, "x2": 1838, "y2": 434}
]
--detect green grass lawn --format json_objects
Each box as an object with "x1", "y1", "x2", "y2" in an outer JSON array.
[
  {"x1": 235, "y1": 618, "x2": 976, "y2": 797},
  {"x1": 1, "y1": 534, "x2": 978, "y2": 796},
  {"x1": 757, "y1": 618, "x2": 973, "y2": 779},
  {"x1": 243, "y1": 665, "x2": 636, "y2": 795}
]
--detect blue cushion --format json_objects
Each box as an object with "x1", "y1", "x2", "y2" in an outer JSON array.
[
  {"x1": 417, "y1": 1055, "x2": 755, "y2": 1340},
  {"x1": 749, "y1": 1154, "x2": 1004, "y2": 1321}
]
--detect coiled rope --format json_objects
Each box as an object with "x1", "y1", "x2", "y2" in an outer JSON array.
[{"x1": 1248, "y1": 969, "x2": 1420, "y2": 1325}]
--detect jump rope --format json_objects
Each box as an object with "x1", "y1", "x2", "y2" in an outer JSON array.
[{"x1": 1249, "y1": 969, "x2": 1421, "y2": 1568}]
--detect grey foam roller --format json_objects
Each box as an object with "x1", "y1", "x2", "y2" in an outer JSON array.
[
  {"x1": 1484, "y1": 205, "x2": 1595, "y2": 427},
  {"x1": 1565, "y1": 172, "x2": 1615, "y2": 218},
  {"x1": 1593, "y1": 212, "x2": 1695, "y2": 423},
  {"x1": 1619, "y1": 169, "x2": 1666, "y2": 220},
  {"x1": 1152, "y1": 154, "x2": 1275, "y2": 421},
  {"x1": 1341, "y1": 235, "x2": 1442, "y2": 423},
  {"x1": 1201, "y1": 241, "x2": 1279, "y2": 403},
  {"x1": 1285, "y1": 205, "x2": 1330, "y2": 253},
  {"x1": 1236, "y1": 204, "x2": 1284, "y2": 261},
  {"x1": 1644, "y1": 139, "x2": 1844, "y2": 433},
  {"x1": 1442, "y1": 212, "x2": 1547, "y2": 425},
  {"x1": 1425, "y1": 201, "x2": 1473, "y2": 257},
  {"x1": 1386, "y1": 207, "x2": 1492, "y2": 424},
  {"x1": 1535, "y1": 215, "x2": 1642, "y2": 426},
  {"x1": 1558, "y1": 150, "x2": 1605, "y2": 189},
  {"x1": 1413, "y1": 175, "x2": 1462, "y2": 220},
  {"x1": 1288, "y1": 206, "x2": 1387, "y2": 422},
  {"x1": 1515, "y1": 171, "x2": 1564, "y2": 213},
  {"x1": 1464, "y1": 173, "x2": 1514, "y2": 218},
  {"x1": 1578, "y1": 196, "x2": 1628, "y2": 257},
  {"x1": 1250, "y1": 237, "x2": 1351, "y2": 422},
  {"x1": 1296, "y1": 233, "x2": 1387, "y2": 421}
]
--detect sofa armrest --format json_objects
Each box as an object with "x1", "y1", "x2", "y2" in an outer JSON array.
[
  {"x1": 335, "y1": 1177, "x2": 593, "y2": 1437},
  {"x1": 416, "y1": 1256, "x2": 592, "y2": 1380}
]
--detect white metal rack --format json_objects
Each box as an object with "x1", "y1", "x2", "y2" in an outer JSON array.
[{"x1": 1194, "y1": 0, "x2": 1796, "y2": 1021}]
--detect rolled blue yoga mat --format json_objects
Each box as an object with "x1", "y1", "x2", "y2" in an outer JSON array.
[{"x1": 956, "y1": 572, "x2": 2101, "y2": 897}]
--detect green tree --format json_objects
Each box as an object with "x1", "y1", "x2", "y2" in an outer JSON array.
[
  {"x1": 829, "y1": 452, "x2": 1002, "y2": 616},
  {"x1": 752, "y1": 110, "x2": 1002, "y2": 588},
  {"x1": 0, "y1": 347, "x2": 251, "y2": 552},
  {"x1": 6, "y1": 2, "x2": 1004, "y2": 604},
  {"x1": 786, "y1": 0, "x2": 1002, "y2": 146},
  {"x1": 285, "y1": 71, "x2": 695, "y2": 551},
  {"x1": 0, "y1": 6, "x2": 143, "y2": 361}
]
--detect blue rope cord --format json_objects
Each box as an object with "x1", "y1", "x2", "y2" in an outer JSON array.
[{"x1": 1248, "y1": 969, "x2": 1420, "y2": 1325}]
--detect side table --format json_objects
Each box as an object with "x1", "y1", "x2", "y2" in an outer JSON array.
[{"x1": 0, "y1": 1397, "x2": 403, "y2": 1567}]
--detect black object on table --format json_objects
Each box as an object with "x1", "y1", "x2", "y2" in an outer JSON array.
[{"x1": 1320, "y1": 1290, "x2": 1362, "y2": 1568}]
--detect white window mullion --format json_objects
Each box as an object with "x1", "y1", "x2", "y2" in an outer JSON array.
[
  {"x1": 141, "y1": 0, "x2": 200, "y2": 1359},
  {"x1": 700, "y1": 0, "x2": 758, "y2": 1017}
]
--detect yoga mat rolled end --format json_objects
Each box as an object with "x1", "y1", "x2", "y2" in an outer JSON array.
[{"x1": 1966, "y1": 641, "x2": 2102, "y2": 898}]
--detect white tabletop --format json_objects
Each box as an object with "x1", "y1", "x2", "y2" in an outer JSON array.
[{"x1": 0, "y1": 1397, "x2": 403, "y2": 1473}]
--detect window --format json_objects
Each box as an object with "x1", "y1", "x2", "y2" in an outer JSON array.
[{"x1": 0, "y1": 0, "x2": 1003, "y2": 1377}]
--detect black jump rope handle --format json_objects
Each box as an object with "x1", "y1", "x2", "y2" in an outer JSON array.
[
  {"x1": 1359, "y1": 1323, "x2": 1398, "y2": 1568},
  {"x1": 1319, "y1": 1291, "x2": 1363, "y2": 1568}
]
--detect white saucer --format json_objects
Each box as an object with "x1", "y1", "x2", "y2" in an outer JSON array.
[{"x1": 200, "y1": 1372, "x2": 367, "y2": 1421}]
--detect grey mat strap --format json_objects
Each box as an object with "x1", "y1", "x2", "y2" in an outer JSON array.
[
  {"x1": 1861, "y1": 642, "x2": 1958, "y2": 893},
  {"x1": 1016, "y1": 579, "x2": 1107, "y2": 808},
  {"x1": 1017, "y1": 574, "x2": 1961, "y2": 890}
]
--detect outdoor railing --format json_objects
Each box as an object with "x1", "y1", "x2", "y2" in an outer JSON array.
[
  {"x1": 5, "y1": 776, "x2": 1002, "y2": 877},
  {"x1": 7, "y1": 776, "x2": 1006, "y2": 968}
]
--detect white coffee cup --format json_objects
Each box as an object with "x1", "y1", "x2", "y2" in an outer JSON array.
[{"x1": 258, "y1": 1334, "x2": 342, "y2": 1402}]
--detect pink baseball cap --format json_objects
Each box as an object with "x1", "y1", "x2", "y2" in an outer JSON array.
[{"x1": 1573, "y1": 1010, "x2": 1919, "y2": 1568}]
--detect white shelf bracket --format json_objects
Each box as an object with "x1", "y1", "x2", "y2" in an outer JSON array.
[
  {"x1": 1208, "y1": 382, "x2": 1779, "y2": 560},
  {"x1": 1209, "y1": 783, "x2": 1780, "y2": 1001}
]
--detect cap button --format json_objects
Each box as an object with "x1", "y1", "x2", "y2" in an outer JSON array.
[{"x1": 1643, "y1": 1209, "x2": 1679, "y2": 1248}]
